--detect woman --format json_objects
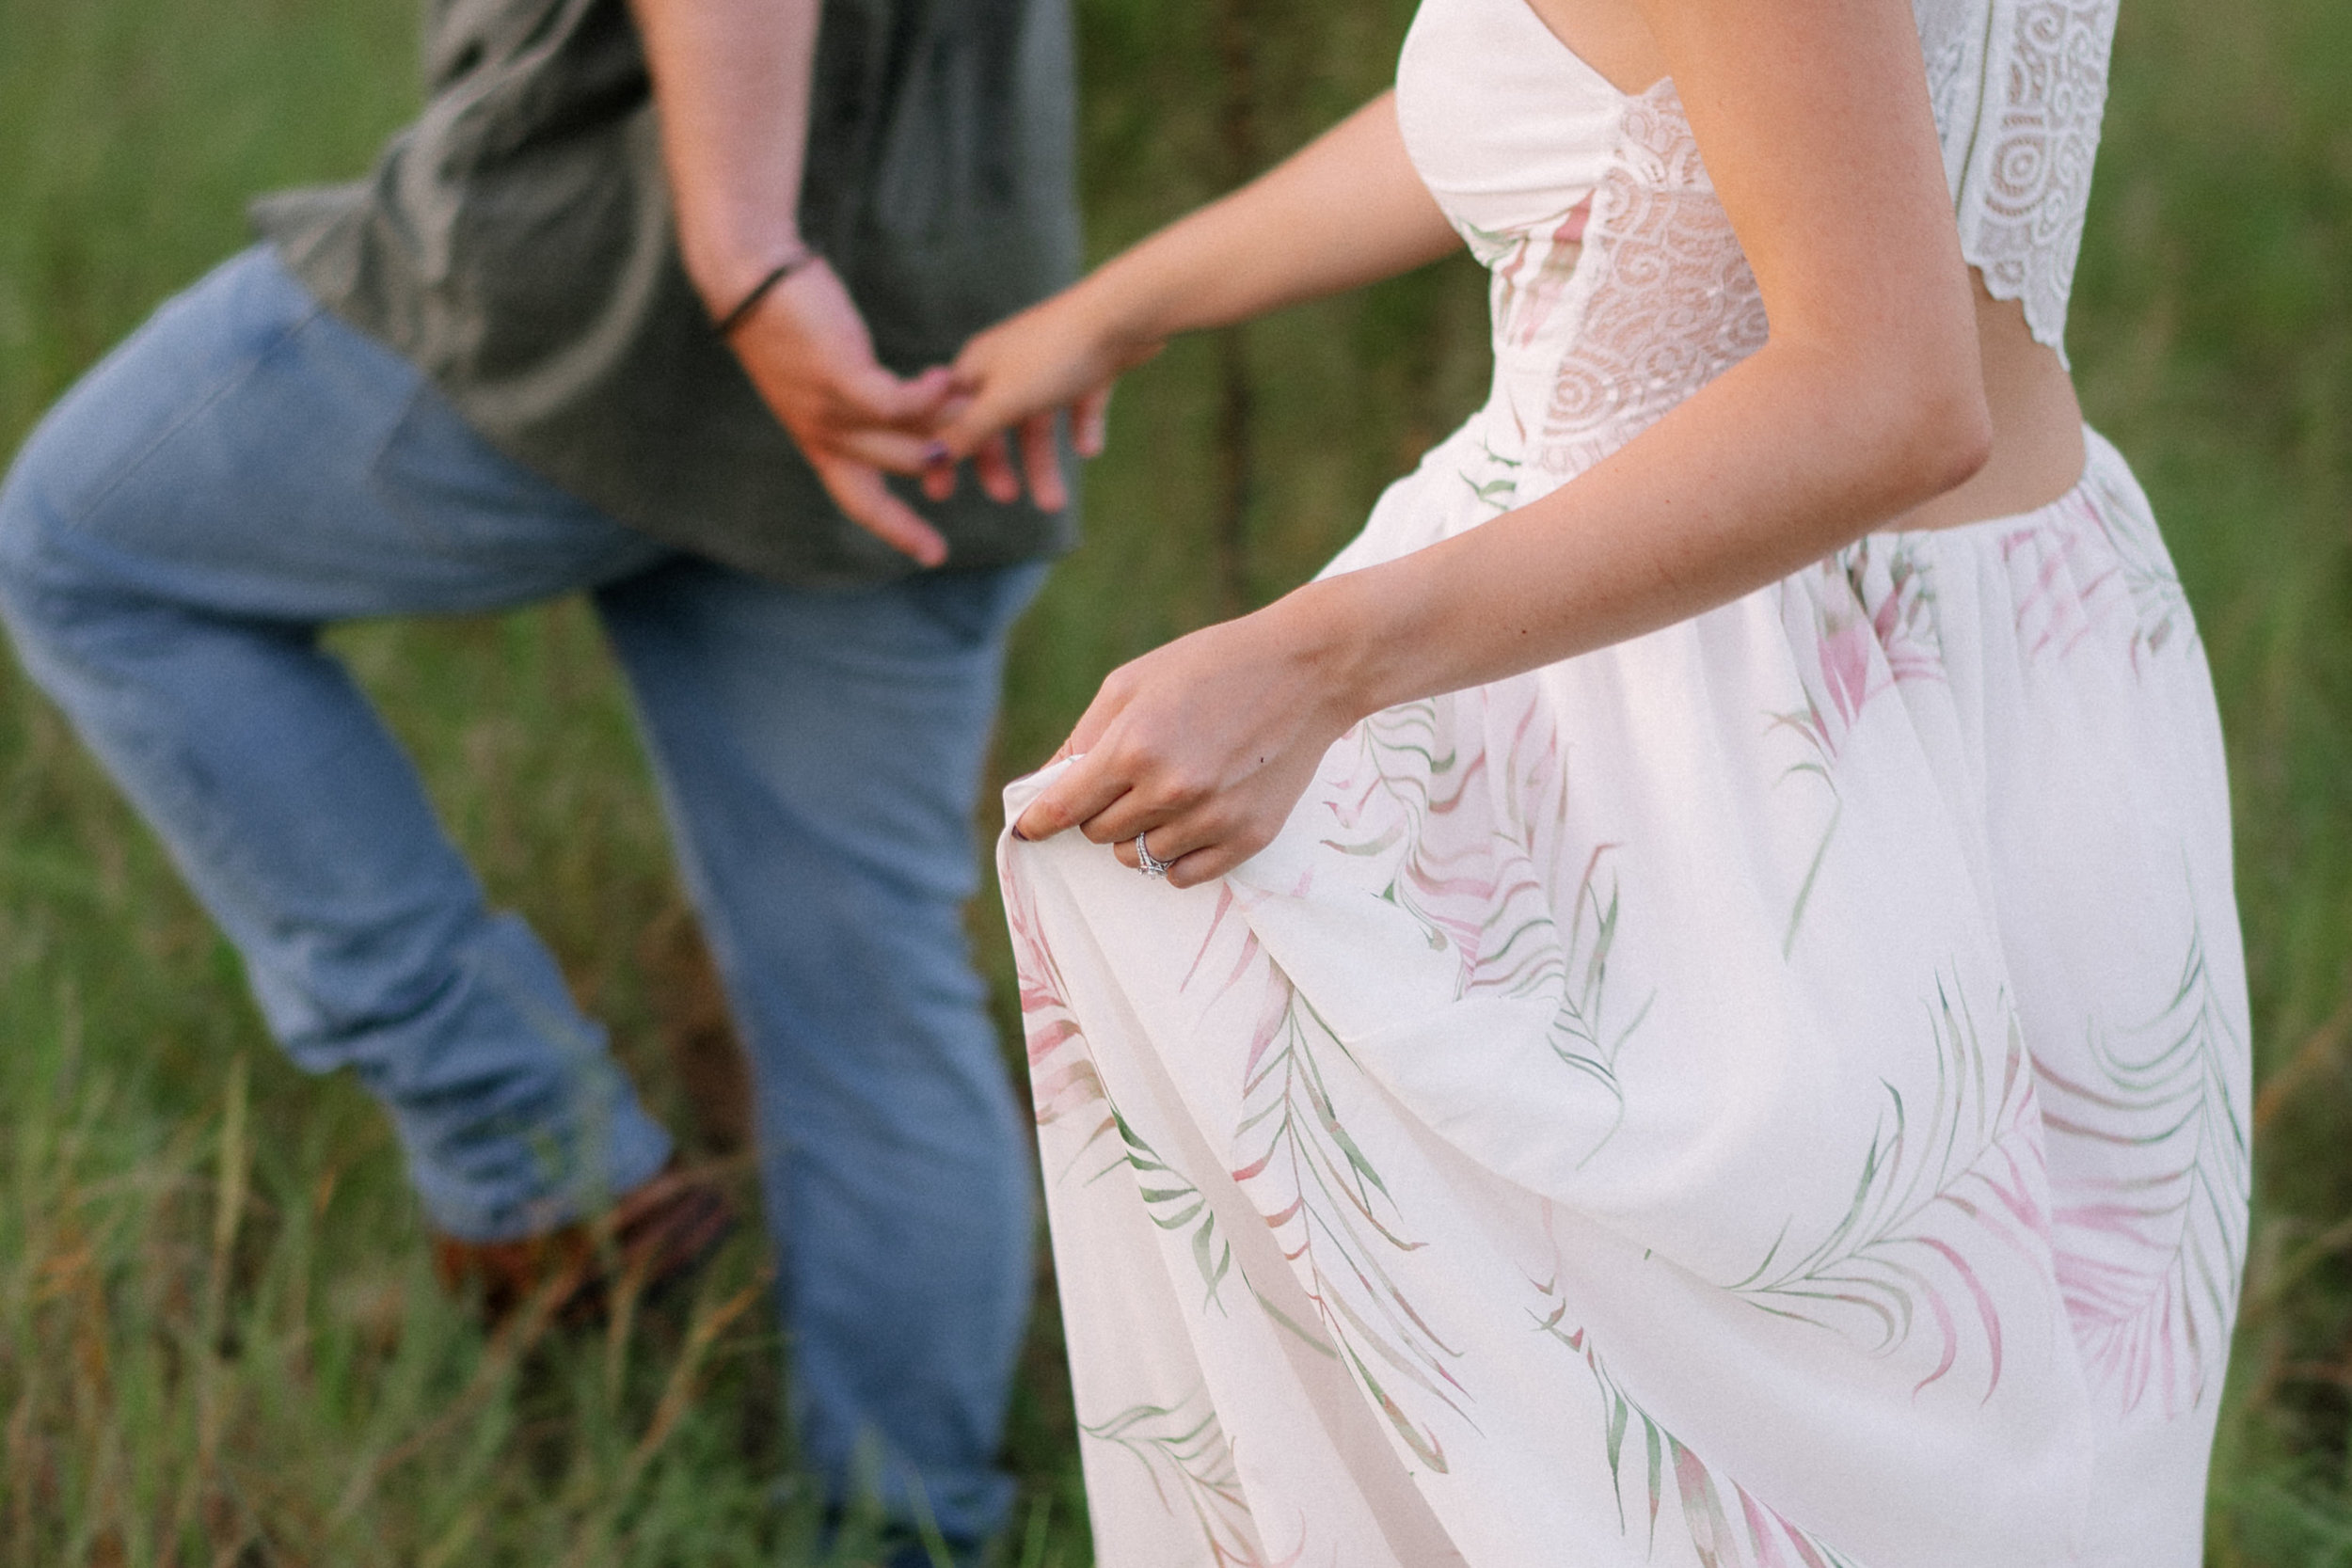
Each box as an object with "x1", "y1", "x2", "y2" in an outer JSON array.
[{"x1": 941, "y1": 0, "x2": 2249, "y2": 1560}]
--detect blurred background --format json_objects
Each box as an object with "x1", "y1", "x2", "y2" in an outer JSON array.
[{"x1": 0, "y1": 0, "x2": 2344, "y2": 1561}]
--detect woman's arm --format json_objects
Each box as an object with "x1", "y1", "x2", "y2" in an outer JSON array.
[
  {"x1": 935, "y1": 92, "x2": 1461, "y2": 500},
  {"x1": 1010, "y1": 0, "x2": 1994, "y2": 885},
  {"x1": 1331, "y1": 0, "x2": 1989, "y2": 691}
]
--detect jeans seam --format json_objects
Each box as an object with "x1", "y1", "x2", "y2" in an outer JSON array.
[{"x1": 61, "y1": 298, "x2": 329, "y2": 532}]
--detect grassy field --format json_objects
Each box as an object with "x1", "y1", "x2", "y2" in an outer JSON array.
[{"x1": 0, "y1": 0, "x2": 2344, "y2": 1561}]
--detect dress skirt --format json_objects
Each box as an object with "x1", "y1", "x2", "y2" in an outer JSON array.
[{"x1": 999, "y1": 422, "x2": 2249, "y2": 1568}]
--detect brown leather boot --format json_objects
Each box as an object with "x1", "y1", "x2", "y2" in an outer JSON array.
[{"x1": 431, "y1": 1163, "x2": 737, "y2": 1329}]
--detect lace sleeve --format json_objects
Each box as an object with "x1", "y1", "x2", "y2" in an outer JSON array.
[{"x1": 1916, "y1": 0, "x2": 2119, "y2": 367}]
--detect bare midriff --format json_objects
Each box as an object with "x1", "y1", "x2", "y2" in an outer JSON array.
[{"x1": 1892, "y1": 271, "x2": 2088, "y2": 531}]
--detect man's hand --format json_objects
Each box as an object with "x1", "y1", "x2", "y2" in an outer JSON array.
[
  {"x1": 729, "y1": 258, "x2": 960, "y2": 566},
  {"x1": 625, "y1": 0, "x2": 967, "y2": 563}
]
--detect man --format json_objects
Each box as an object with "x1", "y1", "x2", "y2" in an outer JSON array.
[{"x1": 0, "y1": 0, "x2": 1078, "y2": 1555}]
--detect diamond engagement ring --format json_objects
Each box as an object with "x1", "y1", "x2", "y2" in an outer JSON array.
[{"x1": 1134, "y1": 832, "x2": 1171, "y2": 880}]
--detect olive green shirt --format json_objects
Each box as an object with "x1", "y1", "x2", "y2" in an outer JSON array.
[{"x1": 252, "y1": 0, "x2": 1081, "y2": 586}]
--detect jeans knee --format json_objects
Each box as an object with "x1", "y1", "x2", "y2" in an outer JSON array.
[
  {"x1": 0, "y1": 451, "x2": 79, "y2": 646},
  {"x1": 0, "y1": 395, "x2": 184, "y2": 667}
]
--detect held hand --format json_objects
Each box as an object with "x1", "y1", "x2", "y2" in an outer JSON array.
[
  {"x1": 1009, "y1": 598, "x2": 1361, "y2": 888},
  {"x1": 729, "y1": 258, "x2": 960, "y2": 566},
  {"x1": 928, "y1": 287, "x2": 1161, "y2": 513}
]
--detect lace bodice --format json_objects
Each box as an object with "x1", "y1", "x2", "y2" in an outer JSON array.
[
  {"x1": 1916, "y1": 0, "x2": 2118, "y2": 360},
  {"x1": 1394, "y1": 0, "x2": 2116, "y2": 486}
]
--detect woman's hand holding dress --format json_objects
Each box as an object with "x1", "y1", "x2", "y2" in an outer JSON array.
[{"x1": 1011, "y1": 603, "x2": 1370, "y2": 886}]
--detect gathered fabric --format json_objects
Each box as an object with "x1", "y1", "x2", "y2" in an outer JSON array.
[{"x1": 1001, "y1": 0, "x2": 2245, "y2": 1561}]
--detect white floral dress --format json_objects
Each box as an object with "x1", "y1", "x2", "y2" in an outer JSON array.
[{"x1": 1000, "y1": 0, "x2": 2249, "y2": 1562}]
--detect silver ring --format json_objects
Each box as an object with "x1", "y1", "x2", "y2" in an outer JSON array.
[{"x1": 1134, "y1": 832, "x2": 1171, "y2": 879}]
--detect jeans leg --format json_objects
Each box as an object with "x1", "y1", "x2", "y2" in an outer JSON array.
[
  {"x1": 0, "y1": 247, "x2": 673, "y2": 1240},
  {"x1": 595, "y1": 557, "x2": 1048, "y2": 1542}
]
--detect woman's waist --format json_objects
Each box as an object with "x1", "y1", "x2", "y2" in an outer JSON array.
[
  {"x1": 1425, "y1": 406, "x2": 2153, "y2": 576},
  {"x1": 1462, "y1": 371, "x2": 2096, "y2": 538},
  {"x1": 1866, "y1": 423, "x2": 2144, "y2": 550},
  {"x1": 1882, "y1": 276, "x2": 2089, "y2": 533}
]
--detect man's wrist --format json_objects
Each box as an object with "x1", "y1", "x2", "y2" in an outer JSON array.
[
  {"x1": 684, "y1": 223, "x2": 810, "y2": 321},
  {"x1": 712, "y1": 245, "x2": 820, "y2": 337}
]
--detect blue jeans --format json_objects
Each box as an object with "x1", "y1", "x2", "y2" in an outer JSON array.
[{"x1": 0, "y1": 247, "x2": 1042, "y2": 1540}]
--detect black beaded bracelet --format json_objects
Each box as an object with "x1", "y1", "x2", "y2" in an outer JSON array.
[{"x1": 713, "y1": 247, "x2": 819, "y2": 338}]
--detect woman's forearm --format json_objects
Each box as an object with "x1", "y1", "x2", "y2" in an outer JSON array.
[{"x1": 1075, "y1": 92, "x2": 1463, "y2": 354}]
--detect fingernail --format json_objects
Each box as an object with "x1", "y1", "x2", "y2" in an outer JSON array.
[
  {"x1": 921, "y1": 439, "x2": 949, "y2": 466},
  {"x1": 1009, "y1": 822, "x2": 1032, "y2": 842}
]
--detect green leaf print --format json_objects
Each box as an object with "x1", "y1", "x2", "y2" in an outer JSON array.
[
  {"x1": 1769, "y1": 540, "x2": 1945, "y2": 956},
  {"x1": 1534, "y1": 1299, "x2": 1866, "y2": 1568},
  {"x1": 1458, "y1": 438, "x2": 1523, "y2": 515},
  {"x1": 1328, "y1": 690, "x2": 1655, "y2": 1162},
  {"x1": 2087, "y1": 478, "x2": 2197, "y2": 670},
  {"x1": 1010, "y1": 857, "x2": 1239, "y2": 1311},
  {"x1": 1728, "y1": 974, "x2": 2042, "y2": 1397},
  {"x1": 1547, "y1": 843, "x2": 1656, "y2": 1164},
  {"x1": 1232, "y1": 975, "x2": 1466, "y2": 1473},
  {"x1": 2034, "y1": 903, "x2": 2249, "y2": 1416},
  {"x1": 1082, "y1": 1387, "x2": 1270, "y2": 1566},
  {"x1": 1109, "y1": 1104, "x2": 1235, "y2": 1311}
]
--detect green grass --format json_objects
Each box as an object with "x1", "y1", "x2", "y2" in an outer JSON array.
[{"x1": 0, "y1": 0, "x2": 2346, "y2": 1560}]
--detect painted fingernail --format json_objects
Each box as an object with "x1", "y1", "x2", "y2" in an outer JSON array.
[
  {"x1": 922, "y1": 439, "x2": 950, "y2": 465},
  {"x1": 1009, "y1": 822, "x2": 1032, "y2": 842}
]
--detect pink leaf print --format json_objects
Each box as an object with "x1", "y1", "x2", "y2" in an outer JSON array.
[
  {"x1": 2034, "y1": 911, "x2": 2248, "y2": 1417},
  {"x1": 1001, "y1": 850, "x2": 1116, "y2": 1162},
  {"x1": 1818, "y1": 612, "x2": 1875, "y2": 730},
  {"x1": 1221, "y1": 962, "x2": 1465, "y2": 1472},
  {"x1": 1770, "y1": 540, "x2": 1947, "y2": 952},
  {"x1": 1728, "y1": 974, "x2": 2049, "y2": 1400}
]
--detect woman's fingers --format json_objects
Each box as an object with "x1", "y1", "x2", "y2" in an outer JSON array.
[
  {"x1": 818, "y1": 356, "x2": 961, "y2": 437},
  {"x1": 1011, "y1": 747, "x2": 1131, "y2": 843},
  {"x1": 1162, "y1": 844, "x2": 1246, "y2": 889},
  {"x1": 1077, "y1": 768, "x2": 1211, "y2": 847},
  {"x1": 824, "y1": 424, "x2": 952, "y2": 476},
  {"x1": 1074, "y1": 385, "x2": 1112, "y2": 457},
  {"x1": 1020, "y1": 414, "x2": 1068, "y2": 512},
  {"x1": 974, "y1": 434, "x2": 1023, "y2": 504},
  {"x1": 1108, "y1": 812, "x2": 1202, "y2": 869},
  {"x1": 1099, "y1": 813, "x2": 1256, "y2": 890}
]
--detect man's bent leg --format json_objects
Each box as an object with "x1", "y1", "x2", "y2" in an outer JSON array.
[
  {"x1": 596, "y1": 558, "x2": 1046, "y2": 1543},
  {"x1": 0, "y1": 247, "x2": 674, "y2": 1241}
]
